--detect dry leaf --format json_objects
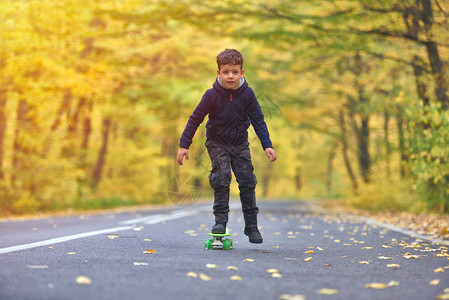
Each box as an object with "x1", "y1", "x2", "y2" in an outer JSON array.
[
  {"x1": 75, "y1": 276, "x2": 91, "y2": 285},
  {"x1": 48, "y1": 247, "x2": 54, "y2": 249},
  {"x1": 271, "y1": 273, "x2": 282, "y2": 278},
  {"x1": 434, "y1": 267, "x2": 445, "y2": 273},
  {"x1": 437, "y1": 294, "x2": 449, "y2": 300},
  {"x1": 403, "y1": 252, "x2": 419, "y2": 259},
  {"x1": 361, "y1": 247, "x2": 373, "y2": 250},
  {"x1": 244, "y1": 259, "x2": 255, "y2": 262},
  {"x1": 107, "y1": 235, "x2": 119, "y2": 239},
  {"x1": 387, "y1": 264, "x2": 400, "y2": 268},
  {"x1": 199, "y1": 273, "x2": 211, "y2": 281},
  {"x1": 430, "y1": 279, "x2": 440, "y2": 286},
  {"x1": 230, "y1": 275, "x2": 242, "y2": 281},
  {"x1": 365, "y1": 283, "x2": 387, "y2": 289},
  {"x1": 266, "y1": 269, "x2": 279, "y2": 273},
  {"x1": 279, "y1": 294, "x2": 306, "y2": 300},
  {"x1": 317, "y1": 288, "x2": 339, "y2": 295},
  {"x1": 359, "y1": 261, "x2": 370, "y2": 264},
  {"x1": 133, "y1": 262, "x2": 148, "y2": 266},
  {"x1": 304, "y1": 257, "x2": 312, "y2": 262},
  {"x1": 206, "y1": 264, "x2": 218, "y2": 269},
  {"x1": 387, "y1": 281, "x2": 400, "y2": 287},
  {"x1": 227, "y1": 266, "x2": 238, "y2": 271},
  {"x1": 378, "y1": 256, "x2": 393, "y2": 260},
  {"x1": 143, "y1": 249, "x2": 157, "y2": 254},
  {"x1": 144, "y1": 239, "x2": 152, "y2": 242},
  {"x1": 187, "y1": 272, "x2": 198, "y2": 278},
  {"x1": 67, "y1": 252, "x2": 76, "y2": 255},
  {"x1": 305, "y1": 251, "x2": 314, "y2": 254},
  {"x1": 382, "y1": 245, "x2": 392, "y2": 249},
  {"x1": 317, "y1": 247, "x2": 324, "y2": 251}
]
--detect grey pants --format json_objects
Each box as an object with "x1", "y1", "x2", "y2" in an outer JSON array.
[{"x1": 205, "y1": 139, "x2": 259, "y2": 227}]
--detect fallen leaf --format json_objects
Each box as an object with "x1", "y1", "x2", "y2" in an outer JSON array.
[
  {"x1": 359, "y1": 261, "x2": 370, "y2": 264},
  {"x1": 304, "y1": 257, "x2": 312, "y2": 262},
  {"x1": 387, "y1": 281, "x2": 400, "y2": 287},
  {"x1": 133, "y1": 226, "x2": 144, "y2": 231},
  {"x1": 387, "y1": 264, "x2": 400, "y2": 268},
  {"x1": 107, "y1": 235, "x2": 119, "y2": 239},
  {"x1": 143, "y1": 249, "x2": 157, "y2": 254},
  {"x1": 279, "y1": 294, "x2": 306, "y2": 300},
  {"x1": 365, "y1": 283, "x2": 387, "y2": 289},
  {"x1": 361, "y1": 247, "x2": 373, "y2": 250},
  {"x1": 271, "y1": 273, "x2": 282, "y2": 278},
  {"x1": 206, "y1": 264, "x2": 218, "y2": 269},
  {"x1": 48, "y1": 247, "x2": 54, "y2": 249},
  {"x1": 75, "y1": 276, "x2": 91, "y2": 285},
  {"x1": 317, "y1": 288, "x2": 339, "y2": 295},
  {"x1": 199, "y1": 273, "x2": 211, "y2": 281},
  {"x1": 244, "y1": 259, "x2": 255, "y2": 262},
  {"x1": 67, "y1": 252, "x2": 76, "y2": 255},
  {"x1": 430, "y1": 279, "x2": 440, "y2": 286},
  {"x1": 305, "y1": 251, "x2": 314, "y2": 254},
  {"x1": 403, "y1": 252, "x2": 420, "y2": 259},
  {"x1": 144, "y1": 239, "x2": 152, "y2": 242},
  {"x1": 133, "y1": 262, "x2": 148, "y2": 266},
  {"x1": 227, "y1": 266, "x2": 238, "y2": 271},
  {"x1": 382, "y1": 245, "x2": 392, "y2": 249},
  {"x1": 437, "y1": 295, "x2": 449, "y2": 300},
  {"x1": 266, "y1": 269, "x2": 279, "y2": 273},
  {"x1": 186, "y1": 272, "x2": 198, "y2": 278},
  {"x1": 378, "y1": 256, "x2": 393, "y2": 260},
  {"x1": 230, "y1": 275, "x2": 242, "y2": 281},
  {"x1": 434, "y1": 267, "x2": 445, "y2": 273},
  {"x1": 317, "y1": 247, "x2": 324, "y2": 251},
  {"x1": 273, "y1": 246, "x2": 279, "y2": 249}
]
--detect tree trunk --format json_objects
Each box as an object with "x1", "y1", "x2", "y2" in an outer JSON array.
[
  {"x1": 326, "y1": 142, "x2": 338, "y2": 195},
  {"x1": 339, "y1": 110, "x2": 359, "y2": 194},
  {"x1": 384, "y1": 109, "x2": 391, "y2": 178},
  {"x1": 91, "y1": 118, "x2": 111, "y2": 190},
  {"x1": 396, "y1": 104, "x2": 408, "y2": 179},
  {"x1": 420, "y1": 0, "x2": 448, "y2": 109}
]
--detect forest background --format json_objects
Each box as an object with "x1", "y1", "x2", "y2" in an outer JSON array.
[{"x1": 0, "y1": 0, "x2": 448, "y2": 216}]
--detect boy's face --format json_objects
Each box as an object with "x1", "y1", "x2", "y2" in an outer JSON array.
[{"x1": 217, "y1": 64, "x2": 244, "y2": 90}]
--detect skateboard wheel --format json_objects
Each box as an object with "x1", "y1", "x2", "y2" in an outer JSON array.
[
  {"x1": 223, "y1": 239, "x2": 231, "y2": 250},
  {"x1": 205, "y1": 239, "x2": 212, "y2": 250}
]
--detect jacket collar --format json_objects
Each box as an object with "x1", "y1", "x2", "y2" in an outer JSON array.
[{"x1": 213, "y1": 77, "x2": 248, "y2": 96}]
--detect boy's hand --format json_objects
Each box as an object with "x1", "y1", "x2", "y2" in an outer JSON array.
[
  {"x1": 177, "y1": 148, "x2": 189, "y2": 165},
  {"x1": 265, "y1": 148, "x2": 277, "y2": 162}
]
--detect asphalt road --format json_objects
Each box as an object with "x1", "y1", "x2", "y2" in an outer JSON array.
[{"x1": 0, "y1": 200, "x2": 448, "y2": 300}]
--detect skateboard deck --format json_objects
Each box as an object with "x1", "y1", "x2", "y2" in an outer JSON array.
[{"x1": 204, "y1": 228, "x2": 233, "y2": 250}]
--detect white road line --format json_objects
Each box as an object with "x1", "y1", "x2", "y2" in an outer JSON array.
[
  {"x1": 0, "y1": 226, "x2": 133, "y2": 255},
  {"x1": 0, "y1": 204, "x2": 218, "y2": 255}
]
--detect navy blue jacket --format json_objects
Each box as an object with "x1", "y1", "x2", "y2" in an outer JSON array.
[{"x1": 179, "y1": 78, "x2": 273, "y2": 150}]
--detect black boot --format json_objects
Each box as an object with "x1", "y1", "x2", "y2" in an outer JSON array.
[
  {"x1": 211, "y1": 223, "x2": 226, "y2": 234},
  {"x1": 244, "y1": 227, "x2": 263, "y2": 244},
  {"x1": 243, "y1": 214, "x2": 263, "y2": 243}
]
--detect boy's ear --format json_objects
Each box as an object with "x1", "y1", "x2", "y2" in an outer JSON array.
[
  {"x1": 241, "y1": 69, "x2": 244, "y2": 75},
  {"x1": 217, "y1": 69, "x2": 221, "y2": 77}
]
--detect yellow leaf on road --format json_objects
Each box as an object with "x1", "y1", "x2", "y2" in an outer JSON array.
[
  {"x1": 133, "y1": 262, "x2": 148, "y2": 266},
  {"x1": 230, "y1": 275, "x2": 242, "y2": 281},
  {"x1": 186, "y1": 272, "x2": 197, "y2": 278},
  {"x1": 317, "y1": 288, "x2": 339, "y2": 295},
  {"x1": 387, "y1": 281, "x2": 400, "y2": 287},
  {"x1": 437, "y1": 294, "x2": 449, "y2": 300},
  {"x1": 244, "y1": 259, "x2": 255, "y2": 262},
  {"x1": 304, "y1": 257, "x2": 312, "y2": 262},
  {"x1": 378, "y1": 256, "x2": 393, "y2": 260},
  {"x1": 107, "y1": 235, "x2": 119, "y2": 239},
  {"x1": 227, "y1": 266, "x2": 238, "y2": 270},
  {"x1": 279, "y1": 294, "x2": 306, "y2": 300},
  {"x1": 67, "y1": 252, "x2": 76, "y2": 255},
  {"x1": 143, "y1": 249, "x2": 157, "y2": 254},
  {"x1": 206, "y1": 264, "x2": 218, "y2": 269},
  {"x1": 434, "y1": 267, "x2": 445, "y2": 273},
  {"x1": 75, "y1": 276, "x2": 91, "y2": 285},
  {"x1": 266, "y1": 269, "x2": 279, "y2": 273},
  {"x1": 430, "y1": 279, "x2": 440, "y2": 286},
  {"x1": 199, "y1": 273, "x2": 211, "y2": 281},
  {"x1": 272, "y1": 273, "x2": 282, "y2": 278},
  {"x1": 359, "y1": 261, "x2": 370, "y2": 264},
  {"x1": 361, "y1": 247, "x2": 373, "y2": 250},
  {"x1": 305, "y1": 251, "x2": 314, "y2": 254},
  {"x1": 387, "y1": 264, "x2": 400, "y2": 268},
  {"x1": 365, "y1": 283, "x2": 387, "y2": 289}
]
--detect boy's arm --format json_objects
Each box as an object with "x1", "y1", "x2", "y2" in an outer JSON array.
[{"x1": 246, "y1": 91, "x2": 274, "y2": 151}]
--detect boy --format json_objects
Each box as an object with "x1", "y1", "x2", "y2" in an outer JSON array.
[{"x1": 177, "y1": 49, "x2": 277, "y2": 244}]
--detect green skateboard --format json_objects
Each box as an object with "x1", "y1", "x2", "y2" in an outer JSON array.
[{"x1": 204, "y1": 228, "x2": 233, "y2": 250}]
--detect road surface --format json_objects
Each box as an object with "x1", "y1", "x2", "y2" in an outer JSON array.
[{"x1": 0, "y1": 200, "x2": 448, "y2": 300}]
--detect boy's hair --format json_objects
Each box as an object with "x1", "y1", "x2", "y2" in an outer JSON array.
[{"x1": 216, "y1": 49, "x2": 243, "y2": 70}]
